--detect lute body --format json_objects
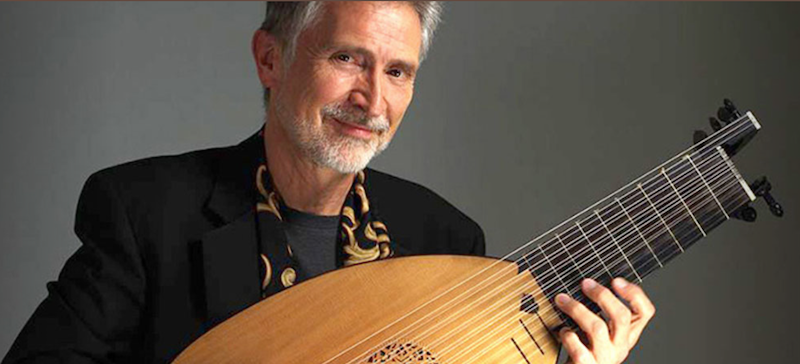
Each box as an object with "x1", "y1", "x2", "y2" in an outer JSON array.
[{"x1": 174, "y1": 255, "x2": 563, "y2": 364}]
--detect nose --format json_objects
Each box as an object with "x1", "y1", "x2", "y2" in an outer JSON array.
[{"x1": 348, "y1": 69, "x2": 385, "y2": 118}]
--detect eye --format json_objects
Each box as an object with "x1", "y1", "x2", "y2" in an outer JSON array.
[
  {"x1": 387, "y1": 69, "x2": 403, "y2": 78},
  {"x1": 335, "y1": 53, "x2": 351, "y2": 63}
]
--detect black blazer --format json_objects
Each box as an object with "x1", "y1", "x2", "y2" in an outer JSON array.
[{"x1": 3, "y1": 133, "x2": 485, "y2": 363}]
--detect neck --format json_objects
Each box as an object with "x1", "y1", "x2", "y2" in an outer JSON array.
[
  {"x1": 514, "y1": 113, "x2": 761, "y2": 330},
  {"x1": 263, "y1": 118, "x2": 355, "y2": 216}
]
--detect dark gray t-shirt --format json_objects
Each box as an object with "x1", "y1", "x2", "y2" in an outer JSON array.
[{"x1": 282, "y1": 207, "x2": 340, "y2": 279}]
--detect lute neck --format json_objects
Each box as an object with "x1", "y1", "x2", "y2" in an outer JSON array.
[{"x1": 515, "y1": 112, "x2": 760, "y2": 327}]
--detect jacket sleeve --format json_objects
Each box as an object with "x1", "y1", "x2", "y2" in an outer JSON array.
[{"x1": 3, "y1": 171, "x2": 146, "y2": 363}]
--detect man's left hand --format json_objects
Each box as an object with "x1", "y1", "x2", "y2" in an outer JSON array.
[{"x1": 555, "y1": 277, "x2": 656, "y2": 364}]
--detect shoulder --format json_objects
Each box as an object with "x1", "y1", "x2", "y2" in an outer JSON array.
[
  {"x1": 364, "y1": 168, "x2": 486, "y2": 256},
  {"x1": 76, "y1": 138, "x2": 251, "y2": 243},
  {"x1": 85, "y1": 146, "x2": 226, "y2": 207}
]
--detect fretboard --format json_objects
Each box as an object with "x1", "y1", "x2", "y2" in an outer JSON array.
[{"x1": 515, "y1": 113, "x2": 759, "y2": 328}]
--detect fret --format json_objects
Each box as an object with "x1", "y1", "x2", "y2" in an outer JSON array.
[
  {"x1": 594, "y1": 210, "x2": 642, "y2": 283},
  {"x1": 520, "y1": 248, "x2": 554, "y2": 290},
  {"x1": 580, "y1": 214, "x2": 635, "y2": 281},
  {"x1": 614, "y1": 197, "x2": 663, "y2": 268},
  {"x1": 715, "y1": 176, "x2": 751, "y2": 220},
  {"x1": 574, "y1": 220, "x2": 614, "y2": 280},
  {"x1": 521, "y1": 242, "x2": 577, "y2": 300},
  {"x1": 550, "y1": 226, "x2": 607, "y2": 320},
  {"x1": 529, "y1": 234, "x2": 603, "y2": 324},
  {"x1": 620, "y1": 193, "x2": 675, "y2": 277},
  {"x1": 518, "y1": 252, "x2": 535, "y2": 275},
  {"x1": 698, "y1": 148, "x2": 755, "y2": 223},
  {"x1": 541, "y1": 237, "x2": 583, "y2": 293},
  {"x1": 556, "y1": 233, "x2": 585, "y2": 277},
  {"x1": 642, "y1": 169, "x2": 707, "y2": 256},
  {"x1": 620, "y1": 185, "x2": 681, "y2": 270},
  {"x1": 597, "y1": 199, "x2": 661, "y2": 280},
  {"x1": 581, "y1": 212, "x2": 639, "y2": 283},
  {"x1": 537, "y1": 244, "x2": 571, "y2": 294},
  {"x1": 665, "y1": 155, "x2": 730, "y2": 240},
  {"x1": 660, "y1": 168, "x2": 706, "y2": 237},
  {"x1": 701, "y1": 152, "x2": 740, "y2": 203},
  {"x1": 637, "y1": 183, "x2": 684, "y2": 253},
  {"x1": 716, "y1": 146, "x2": 756, "y2": 202},
  {"x1": 553, "y1": 233, "x2": 589, "y2": 296},
  {"x1": 559, "y1": 226, "x2": 611, "y2": 285},
  {"x1": 685, "y1": 154, "x2": 729, "y2": 220}
]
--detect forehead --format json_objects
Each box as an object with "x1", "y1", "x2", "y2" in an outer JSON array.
[{"x1": 303, "y1": 2, "x2": 422, "y2": 63}]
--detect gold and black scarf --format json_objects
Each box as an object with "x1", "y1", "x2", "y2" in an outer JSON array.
[{"x1": 254, "y1": 153, "x2": 395, "y2": 298}]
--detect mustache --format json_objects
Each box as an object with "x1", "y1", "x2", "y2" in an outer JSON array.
[{"x1": 321, "y1": 103, "x2": 389, "y2": 132}]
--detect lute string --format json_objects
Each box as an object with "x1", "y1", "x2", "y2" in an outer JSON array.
[
  {"x1": 422, "y1": 146, "x2": 739, "y2": 358},
  {"x1": 451, "y1": 177, "x2": 747, "y2": 364},
  {"x1": 460, "y1": 187, "x2": 750, "y2": 364},
  {"x1": 423, "y1": 155, "x2": 742, "y2": 362},
  {"x1": 438, "y1": 164, "x2": 741, "y2": 362}
]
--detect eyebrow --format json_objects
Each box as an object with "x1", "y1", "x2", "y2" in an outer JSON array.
[{"x1": 325, "y1": 43, "x2": 419, "y2": 74}]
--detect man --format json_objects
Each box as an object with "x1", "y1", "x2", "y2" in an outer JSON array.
[{"x1": 3, "y1": 2, "x2": 654, "y2": 363}]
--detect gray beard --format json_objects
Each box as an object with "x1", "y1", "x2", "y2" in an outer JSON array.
[{"x1": 273, "y1": 98, "x2": 390, "y2": 174}]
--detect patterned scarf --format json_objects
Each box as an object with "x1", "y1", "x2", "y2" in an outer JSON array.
[{"x1": 254, "y1": 148, "x2": 395, "y2": 299}]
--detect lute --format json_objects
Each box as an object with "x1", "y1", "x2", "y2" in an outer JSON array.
[{"x1": 173, "y1": 100, "x2": 781, "y2": 363}]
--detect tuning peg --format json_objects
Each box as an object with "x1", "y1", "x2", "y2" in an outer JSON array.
[
  {"x1": 764, "y1": 192, "x2": 784, "y2": 217},
  {"x1": 731, "y1": 176, "x2": 784, "y2": 222},
  {"x1": 717, "y1": 107, "x2": 735, "y2": 123},
  {"x1": 709, "y1": 117, "x2": 723, "y2": 131},
  {"x1": 732, "y1": 204, "x2": 757, "y2": 222},
  {"x1": 750, "y1": 176, "x2": 784, "y2": 217},
  {"x1": 717, "y1": 98, "x2": 742, "y2": 123},
  {"x1": 723, "y1": 99, "x2": 742, "y2": 118},
  {"x1": 693, "y1": 130, "x2": 708, "y2": 144}
]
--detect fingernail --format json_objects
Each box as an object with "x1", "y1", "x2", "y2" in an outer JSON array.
[
  {"x1": 614, "y1": 277, "x2": 629, "y2": 288},
  {"x1": 582, "y1": 278, "x2": 598, "y2": 290},
  {"x1": 556, "y1": 293, "x2": 571, "y2": 305}
]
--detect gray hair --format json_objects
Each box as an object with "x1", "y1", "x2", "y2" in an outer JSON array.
[{"x1": 260, "y1": 1, "x2": 443, "y2": 103}]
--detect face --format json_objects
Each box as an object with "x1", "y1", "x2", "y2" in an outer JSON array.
[{"x1": 267, "y1": 2, "x2": 422, "y2": 173}]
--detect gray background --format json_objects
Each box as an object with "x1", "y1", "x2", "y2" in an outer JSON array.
[{"x1": 1, "y1": 2, "x2": 798, "y2": 362}]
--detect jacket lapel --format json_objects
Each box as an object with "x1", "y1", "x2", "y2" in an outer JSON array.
[{"x1": 200, "y1": 132, "x2": 264, "y2": 328}]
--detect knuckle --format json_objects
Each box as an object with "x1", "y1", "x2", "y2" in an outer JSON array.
[
  {"x1": 559, "y1": 328, "x2": 573, "y2": 341},
  {"x1": 643, "y1": 302, "x2": 656, "y2": 318},
  {"x1": 616, "y1": 306, "x2": 632, "y2": 322},
  {"x1": 625, "y1": 286, "x2": 645, "y2": 301},
  {"x1": 591, "y1": 319, "x2": 608, "y2": 335}
]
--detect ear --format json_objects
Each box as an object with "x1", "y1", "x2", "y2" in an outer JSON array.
[{"x1": 251, "y1": 29, "x2": 284, "y2": 92}]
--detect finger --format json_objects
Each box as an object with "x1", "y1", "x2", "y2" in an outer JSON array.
[
  {"x1": 582, "y1": 278, "x2": 632, "y2": 345},
  {"x1": 560, "y1": 327, "x2": 595, "y2": 364},
  {"x1": 611, "y1": 277, "x2": 656, "y2": 346},
  {"x1": 555, "y1": 293, "x2": 612, "y2": 351}
]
